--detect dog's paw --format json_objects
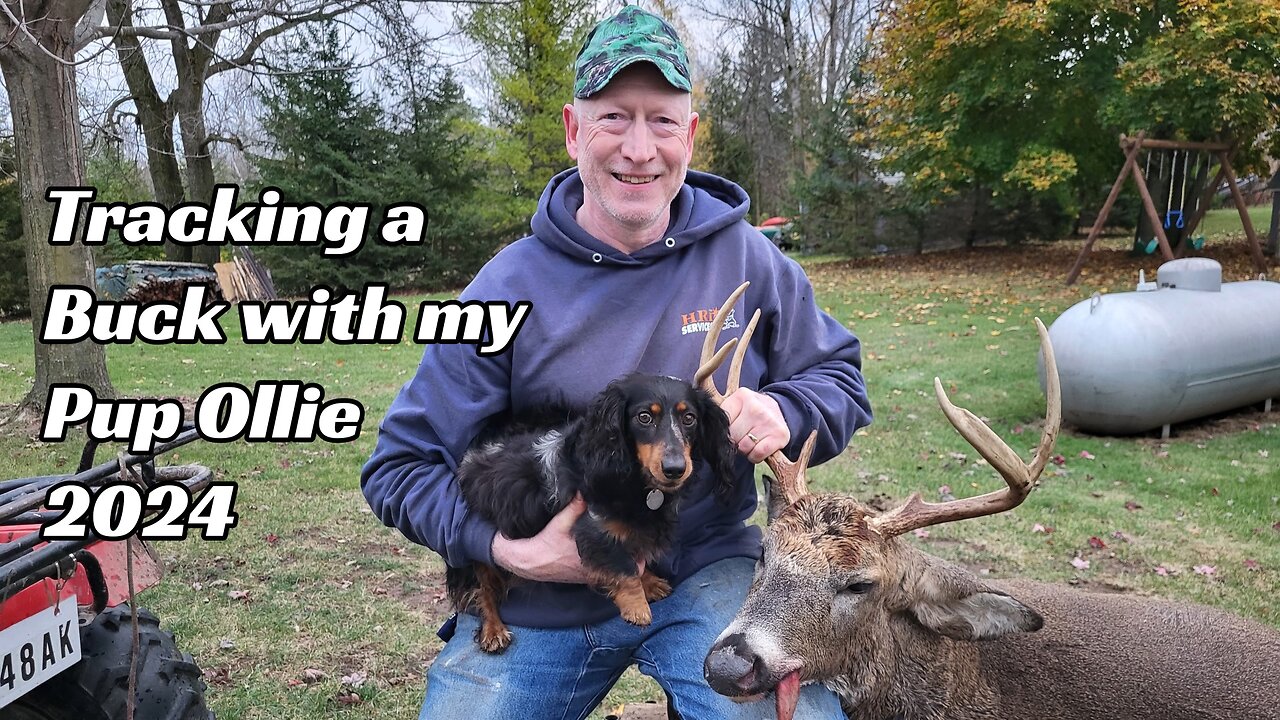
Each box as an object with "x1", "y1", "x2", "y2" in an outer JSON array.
[
  {"x1": 620, "y1": 604, "x2": 653, "y2": 626},
  {"x1": 477, "y1": 625, "x2": 513, "y2": 654},
  {"x1": 642, "y1": 575, "x2": 672, "y2": 602}
]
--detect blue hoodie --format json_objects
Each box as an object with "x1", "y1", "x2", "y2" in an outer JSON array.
[{"x1": 361, "y1": 168, "x2": 872, "y2": 628}]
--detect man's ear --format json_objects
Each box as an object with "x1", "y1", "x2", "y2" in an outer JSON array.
[
  {"x1": 685, "y1": 111, "x2": 699, "y2": 163},
  {"x1": 904, "y1": 554, "x2": 1043, "y2": 641},
  {"x1": 564, "y1": 103, "x2": 580, "y2": 160}
]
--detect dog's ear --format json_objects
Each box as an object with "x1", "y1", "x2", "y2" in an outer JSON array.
[
  {"x1": 694, "y1": 389, "x2": 738, "y2": 502},
  {"x1": 578, "y1": 381, "x2": 631, "y2": 476}
]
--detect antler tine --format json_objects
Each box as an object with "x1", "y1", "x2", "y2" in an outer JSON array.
[
  {"x1": 695, "y1": 282, "x2": 751, "y2": 401},
  {"x1": 764, "y1": 430, "x2": 817, "y2": 505},
  {"x1": 868, "y1": 318, "x2": 1061, "y2": 538},
  {"x1": 728, "y1": 309, "x2": 760, "y2": 396},
  {"x1": 695, "y1": 281, "x2": 815, "y2": 509}
]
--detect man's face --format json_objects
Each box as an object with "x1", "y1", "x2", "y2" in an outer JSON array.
[{"x1": 564, "y1": 64, "x2": 699, "y2": 248}]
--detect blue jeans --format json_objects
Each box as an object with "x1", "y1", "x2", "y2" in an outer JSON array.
[{"x1": 420, "y1": 557, "x2": 843, "y2": 720}]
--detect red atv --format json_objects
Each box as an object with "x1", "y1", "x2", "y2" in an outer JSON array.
[{"x1": 0, "y1": 427, "x2": 214, "y2": 719}]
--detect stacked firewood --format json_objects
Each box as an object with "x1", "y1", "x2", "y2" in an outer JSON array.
[
  {"x1": 123, "y1": 278, "x2": 224, "y2": 304},
  {"x1": 215, "y1": 248, "x2": 278, "y2": 302}
]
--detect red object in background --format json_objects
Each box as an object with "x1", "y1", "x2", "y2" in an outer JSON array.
[{"x1": 760, "y1": 216, "x2": 789, "y2": 227}]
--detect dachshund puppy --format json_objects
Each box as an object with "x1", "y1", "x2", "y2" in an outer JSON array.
[{"x1": 446, "y1": 373, "x2": 737, "y2": 653}]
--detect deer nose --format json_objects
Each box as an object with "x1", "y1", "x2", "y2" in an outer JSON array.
[{"x1": 704, "y1": 633, "x2": 765, "y2": 697}]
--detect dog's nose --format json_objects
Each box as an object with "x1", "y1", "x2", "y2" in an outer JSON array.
[{"x1": 661, "y1": 458, "x2": 687, "y2": 480}]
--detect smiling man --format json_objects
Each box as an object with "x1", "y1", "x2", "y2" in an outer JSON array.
[
  {"x1": 362, "y1": 6, "x2": 871, "y2": 719},
  {"x1": 566, "y1": 63, "x2": 697, "y2": 252}
]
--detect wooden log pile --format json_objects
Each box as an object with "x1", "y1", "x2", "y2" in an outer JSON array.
[
  {"x1": 214, "y1": 248, "x2": 278, "y2": 302},
  {"x1": 124, "y1": 278, "x2": 223, "y2": 304}
]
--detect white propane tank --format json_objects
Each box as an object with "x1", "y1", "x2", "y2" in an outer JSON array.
[{"x1": 1043, "y1": 258, "x2": 1280, "y2": 435}]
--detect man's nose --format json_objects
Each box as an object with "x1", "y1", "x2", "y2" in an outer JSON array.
[{"x1": 620, "y1": 121, "x2": 657, "y2": 164}]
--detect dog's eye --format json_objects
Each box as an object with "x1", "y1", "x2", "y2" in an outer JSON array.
[
  {"x1": 681, "y1": 412, "x2": 696, "y2": 426},
  {"x1": 637, "y1": 411, "x2": 654, "y2": 425}
]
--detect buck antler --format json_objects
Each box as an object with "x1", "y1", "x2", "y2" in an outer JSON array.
[
  {"x1": 695, "y1": 282, "x2": 817, "y2": 507},
  {"x1": 867, "y1": 318, "x2": 1061, "y2": 538}
]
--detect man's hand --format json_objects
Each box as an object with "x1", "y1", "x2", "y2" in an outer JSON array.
[
  {"x1": 720, "y1": 388, "x2": 791, "y2": 463},
  {"x1": 491, "y1": 495, "x2": 592, "y2": 584}
]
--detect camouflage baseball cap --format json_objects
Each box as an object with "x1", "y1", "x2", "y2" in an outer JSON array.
[{"x1": 574, "y1": 6, "x2": 692, "y2": 99}]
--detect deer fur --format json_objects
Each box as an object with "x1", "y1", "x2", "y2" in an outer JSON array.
[{"x1": 705, "y1": 493, "x2": 1280, "y2": 720}]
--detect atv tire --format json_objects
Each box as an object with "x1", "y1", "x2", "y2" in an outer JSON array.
[{"x1": 0, "y1": 605, "x2": 213, "y2": 720}]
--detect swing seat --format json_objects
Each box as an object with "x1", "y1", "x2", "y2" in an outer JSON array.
[{"x1": 1142, "y1": 238, "x2": 1159, "y2": 255}]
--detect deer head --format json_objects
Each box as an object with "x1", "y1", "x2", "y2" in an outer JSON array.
[{"x1": 698, "y1": 292, "x2": 1061, "y2": 720}]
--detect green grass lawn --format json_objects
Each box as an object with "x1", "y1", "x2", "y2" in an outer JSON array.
[
  {"x1": 0, "y1": 230, "x2": 1275, "y2": 718},
  {"x1": 1197, "y1": 204, "x2": 1274, "y2": 238}
]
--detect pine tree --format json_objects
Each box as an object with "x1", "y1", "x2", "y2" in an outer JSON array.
[
  {"x1": 253, "y1": 22, "x2": 395, "y2": 294},
  {"x1": 462, "y1": 0, "x2": 596, "y2": 202}
]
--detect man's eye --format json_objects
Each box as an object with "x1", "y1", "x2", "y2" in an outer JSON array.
[{"x1": 638, "y1": 412, "x2": 654, "y2": 425}]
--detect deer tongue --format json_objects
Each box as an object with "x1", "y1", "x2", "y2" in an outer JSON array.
[{"x1": 775, "y1": 671, "x2": 801, "y2": 720}]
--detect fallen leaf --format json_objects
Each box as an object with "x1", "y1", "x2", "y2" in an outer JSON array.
[
  {"x1": 1124, "y1": 500, "x2": 1142, "y2": 511},
  {"x1": 304, "y1": 668, "x2": 327, "y2": 683},
  {"x1": 203, "y1": 667, "x2": 232, "y2": 685},
  {"x1": 1111, "y1": 531, "x2": 1132, "y2": 543},
  {"x1": 1211, "y1": 487, "x2": 1220, "y2": 496},
  {"x1": 1154, "y1": 565, "x2": 1170, "y2": 576},
  {"x1": 1079, "y1": 450, "x2": 1095, "y2": 460},
  {"x1": 340, "y1": 671, "x2": 367, "y2": 690},
  {"x1": 1193, "y1": 565, "x2": 1216, "y2": 576},
  {"x1": 335, "y1": 692, "x2": 362, "y2": 706},
  {"x1": 1070, "y1": 557, "x2": 1090, "y2": 570},
  {"x1": 1088, "y1": 536, "x2": 1107, "y2": 549},
  {"x1": 264, "y1": 533, "x2": 280, "y2": 545},
  {"x1": 1051, "y1": 454, "x2": 1066, "y2": 466},
  {"x1": 1032, "y1": 523, "x2": 1054, "y2": 534},
  {"x1": 218, "y1": 638, "x2": 235, "y2": 650},
  {"x1": 913, "y1": 529, "x2": 930, "y2": 539},
  {"x1": 227, "y1": 590, "x2": 250, "y2": 601},
  {"x1": 1012, "y1": 425, "x2": 1024, "y2": 434},
  {"x1": 1243, "y1": 559, "x2": 1261, "y2": 572}
]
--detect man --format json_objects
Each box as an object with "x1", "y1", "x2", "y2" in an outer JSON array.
[{"x1": 362, "y1": 6, "x2": 872, "y2": 718}]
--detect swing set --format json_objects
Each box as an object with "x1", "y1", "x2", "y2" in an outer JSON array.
[{"x1": 1065, "y1": 132, "x2": 1270, "y2": 285}]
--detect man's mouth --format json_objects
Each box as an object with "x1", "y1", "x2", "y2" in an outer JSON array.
[{"x1": 612, "y1": 173, "x2": 658, "y2": 184}]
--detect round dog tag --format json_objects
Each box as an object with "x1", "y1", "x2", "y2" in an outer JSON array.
[{"x1": 646, "y1": 489, "x2": 665, "y2": 510}]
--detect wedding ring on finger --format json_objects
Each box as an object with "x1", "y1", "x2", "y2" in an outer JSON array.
[{"x1": 747, "y1": 432, "x2": 761, "y2": 443}]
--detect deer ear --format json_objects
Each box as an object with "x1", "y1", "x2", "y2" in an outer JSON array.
[
  {"x1": 906, "y1": 555, "x2": 1043, "y2": 641},
  {"x1": 761, "y1": 474, "x2": 788, "y2": 523}
]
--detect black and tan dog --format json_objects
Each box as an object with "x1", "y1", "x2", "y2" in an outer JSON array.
[{"x1": 446, "y1": 373, "x2": 737, "y2": 653}]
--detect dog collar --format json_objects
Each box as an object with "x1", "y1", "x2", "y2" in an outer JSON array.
[{"x1": 645, "y1": 489, "x2": 665, "y2": 510}]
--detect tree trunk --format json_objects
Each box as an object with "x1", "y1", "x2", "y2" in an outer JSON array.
[
  {"x1": 175, "y1": 85, "x2": 222, "y2": 266},
  {"x1": 105, "y1": 0, "x2": 190, "y2": 261},
  {"x1": 0, "y1": 0, "x2": 115, "y2": 411},
  {"x1": 779, "y1": 0, "x2": 807, "y2": 178}
]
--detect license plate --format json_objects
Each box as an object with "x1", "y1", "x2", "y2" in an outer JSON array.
[{"x1": 0, "y1": 597, "x2": 82, "y2": 709}]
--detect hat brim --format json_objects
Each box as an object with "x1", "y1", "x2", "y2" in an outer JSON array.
[{"x1": 574, "y1": 55, "x2": 692, "y2": 99}]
